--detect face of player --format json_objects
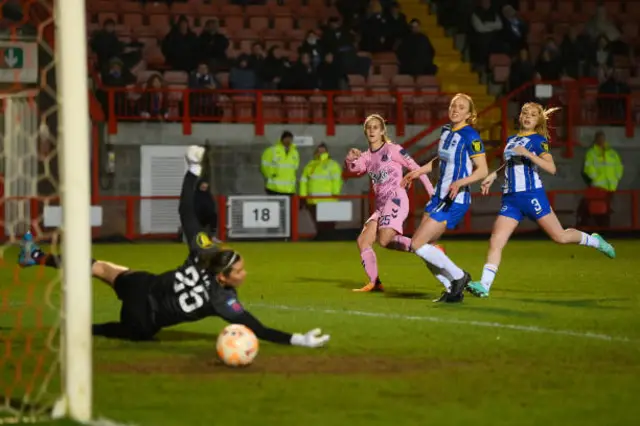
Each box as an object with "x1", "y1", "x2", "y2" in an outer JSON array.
[
  {"x1": 519, "y1": 106, "x2": 540, "y2": 131},
  {"x1": 218, "y1": 259, "x2": 247, "y2": 288},
  {"x1": 365, "y1": 119, "x2": 385, "y2": 144},
  {"x1": 448, "y1": 97, "x2": 471, "y2": 126}
]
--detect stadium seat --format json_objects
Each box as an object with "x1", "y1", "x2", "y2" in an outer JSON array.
[
  {"x1": 493, "y1": 66, "x2": 510, "y2": 83},
  {"x1": 263, "y1": 95, "x2": 283, "y2": 122},
  {"x1": 220, "y1": 4, "x2": 243, "y2": 16},
  {"x1": 379, "y1": 64, "x2": 398, "y2": 79},
  {"x1": 246, "y1": 5, "x2": 269, "y2": 17},
  {"x1": 489, "y1": 54, "x2": 511, "y2": 70},
  {"x1": 284, "y1": 96, "x2": 309, "y2": 122},
  {"x1": 391, "y1": 74, "x2": 414, "y2": 88},
  {"x1": 232, "y1": 96, "x2": 255, "y2": 123},
  {"x1": 334, "y1": 96, "x2": 358, "y2": 123},
  {"x1": 223, "y1": 16, "x2": 245, "y2": 32},
  {"x1": 366, "y1": 75, "x2": 388, "y2": 91},
  {"x1": 97, "y1": 12, "x2": 118, "y2": 25},
  {"x1": 415, "y1": 75, "x2": 439, "y2": 90},
  {"x1": 218, "y1": 95, "x2": 233, "y2": 122},
  {"x1": 164, "y1": 71, "x2": 188, "y2": 85},
  {"x1": 249, "y1": 16, "x2": 269, "y2": 32},
  {"x1": 144, "y1": 2, "x2": 169, "y2": 15},
  {"x1": 171, "y1": 2, "x2": 195, "y2": 16},
  {"x1": 556, "y1": 1, "x2": 575, "y2": 15},
  {"x1": 309, "y1": 95, "x2": 326, "y2": 121},
  {"x1": 297, "y1": 17, "x2": 319, "y2": 32},
  {"x1": 123, "y1": 14, "x2": 143, "y2": 28},
  {"x1": 274, "y1": 16, "x2": 294, "y2": 33}
]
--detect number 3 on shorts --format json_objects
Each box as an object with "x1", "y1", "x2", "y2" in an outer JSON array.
[
  {"x1": 531, "y1": 198, "x2": 542, "y2": 213},
  {"x1": 379, "y1": 215, "x2": 391, "y2": 226}
]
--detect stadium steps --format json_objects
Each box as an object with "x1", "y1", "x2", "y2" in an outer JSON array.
[{"x1": 398, "y1": 0, "x2": 501, "y2": 147}]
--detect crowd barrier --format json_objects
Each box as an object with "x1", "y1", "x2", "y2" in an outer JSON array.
[{"x1": 3, "y1": 189, "x2": 638, "y2": 243}]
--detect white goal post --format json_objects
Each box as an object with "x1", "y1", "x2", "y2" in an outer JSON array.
[{"x1": 56, "y1": 0, "x2": 93, "y2": 421}]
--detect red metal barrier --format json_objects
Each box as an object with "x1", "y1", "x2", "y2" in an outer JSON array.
[
  {"x1": 103, "y1": 87, "x2": 455, "y2": 136},
  {"x1": 3, "y1": 189, "x2": 637, "y2": 243}
]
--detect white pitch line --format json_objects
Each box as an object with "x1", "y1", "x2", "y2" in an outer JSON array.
[{"x1": 249, "y1": 303, "x2": 636, "y2": 343}]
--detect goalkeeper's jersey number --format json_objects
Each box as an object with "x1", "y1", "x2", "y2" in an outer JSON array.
[{"x1": 173, "y1": 265, "x2": 209, "y2": 313}]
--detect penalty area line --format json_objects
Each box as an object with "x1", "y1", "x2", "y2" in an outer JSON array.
[{"x1": 249, "y1": 303, "x2": 635, "y2": 343}]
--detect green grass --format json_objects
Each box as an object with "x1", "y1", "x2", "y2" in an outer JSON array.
[{"x1": 2, "y1": 240, "x2": 640, "y2": 426}]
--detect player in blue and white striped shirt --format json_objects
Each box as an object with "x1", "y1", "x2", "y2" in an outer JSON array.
[
  {"x1": 404, "y1": 93, "x2": 489, "y2": 303},
  {"x1": 466, "y1": 103, "x2": 616, "y2": 298}
]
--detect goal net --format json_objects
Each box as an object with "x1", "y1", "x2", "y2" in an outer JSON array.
[{"x1": 0, "y1": 0, "x2": 92, "y2": 423}]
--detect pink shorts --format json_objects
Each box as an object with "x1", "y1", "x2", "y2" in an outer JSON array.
[{"x1": 364, "y1": 192, "x2": 409, "y2": 234}]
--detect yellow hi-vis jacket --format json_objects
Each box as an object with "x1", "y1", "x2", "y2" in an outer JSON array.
[
  {"x1": 261, "y1": 141, "x2": 300, "y2": 194},
  {"x1": 584, "y1": 142, "x2": 623, "y2": 191},
  {"x1": 299, "y1": 153, "x2": 343, "y2": 204}
]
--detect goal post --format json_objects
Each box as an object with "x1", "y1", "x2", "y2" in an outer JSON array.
[{"x1": 56, "y1": 0, "x2": 93, "y2": 421}]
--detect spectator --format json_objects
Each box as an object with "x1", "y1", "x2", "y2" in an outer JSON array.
[
  {"x1": 261, "y1": 46, "x2": 290, "y2": 89},
  {"x1": 561, "y1": 27, "x2": 590, "y2": 79},
  {"x1": 597, "y1": 70, "x2": 630, "y2": 122},
  {"x1": 248, "y1": 42, "x2": 267, "y2": 74},
  {"x1": 162, "y1": 15, "x2": 199, "y2": 72},
  {"x1": 335, "y1": 0, "x2": 369, "y2": 31},
  {"x1": 320, "y1": 17, "x2": 353, "y2": 56},
  {"x1": 229, "y1": 55, "x2": 257, "y2": 91},
  {"x1": 317, "y1": 52, "x2": 347, "y2": 91},
  {"x1": 396, "y1": 19, "x2": 437, "y2": 76},
  {"x1": 386, "y1": 2, "x2": 409, "y2": 48},
  {"x1": 585, "y1": 5, "x2": 626, "y2": 55},
  {"x1": 500, "y1": 4, "x2": 528, "y2": 56},
  {"x1": 536, "y1": 40, "x2": 563, "y2": 80},
  {"x1": 283, "y1": 52, "x2": 318, "y2": 91},
  {"x1": 508, "y1": 48, "x2": 536, "y2": 96},
  {"x1": 98, "y1": 57, "x2": 135, "y2": 116},
  {"x1": 140, "y1": 74, "x2": 169, "y2": 120},
  {"x1": 90, "y1": 19, "x2": 123, "y2": 72},
  {"x1": 577, "y1": 131, "x2": 623, "y2": 227},
  {"x1": 590, "y1": 35, "x2": 614, "y2": 81},
  {"x1": 469, "y1": 0, "x2": 503, "y2": 67},
  {"x1": 188, "y1": 61, "x2": 221, "y2": 117},
  {"x1": 121, "y1": 29, "x2": 144, "y2": 71},
  {"x1": 198, "y1": 19, "x2": 229, "y2": 69},
  {"x1": 360, "y1": 0, "x2": 391, "y2": 53},
  {"x1": 298, "y1": 30, "x2": 323, "y2": 69},
  {"x1": 261, "y1": 130, "x2": 300, "y2": 196},
  {"x1": 299, "y1": 143, "x2": 343, "y2": 238}
]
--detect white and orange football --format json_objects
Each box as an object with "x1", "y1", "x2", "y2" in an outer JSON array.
[{"x1": 216, "y1": 324, "x2": 259, "y2": 367}]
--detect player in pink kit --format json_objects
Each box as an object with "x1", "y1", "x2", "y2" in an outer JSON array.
[{"x1": 345, "y1": 114, "x2": 435, "y2": 292}]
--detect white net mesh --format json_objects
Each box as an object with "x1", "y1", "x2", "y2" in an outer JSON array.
[{"x1": 0, "y1": 0, "x2": 63, "y2": 422}]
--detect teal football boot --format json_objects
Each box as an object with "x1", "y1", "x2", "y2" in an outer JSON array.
[
  {"x1": 592, "y1": 233, "x2": 615, "y2": 259},
  {"x1": 466, "y1": 281, "x2": 489, "y2": 298}
]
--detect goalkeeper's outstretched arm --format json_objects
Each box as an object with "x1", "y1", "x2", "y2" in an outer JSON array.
[{"x1": 180, "y1": 146, "x2": 206, "y2": 252}]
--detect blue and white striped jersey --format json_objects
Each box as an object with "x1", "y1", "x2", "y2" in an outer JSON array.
[
  {"x1": 435, "y1": 124, "x2": 485, "y2": 204},
  {"x1": 502, "y1": 133, "x2": 550, "y2": 194}
]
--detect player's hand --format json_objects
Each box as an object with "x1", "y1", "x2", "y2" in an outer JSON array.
[
  {"x1": 513, "y1": 145, "x2": 531, "y2": 158},
  {"x1": 402, "y1": 170, "x2": 421, "y2": 188},
  {"x1": 186, "y1": 145, "x2": 205, "y2": 165},
  {"x1": 346, "y1": 148, "x2": 361, "y2": 161},
  {"x1": 481, "y1": 173, "x2": 497, "y2": 195},
  {"x1": 448, "y1": 180, "x2": 464, "y2": 200},
  {"x1": 291, "y1": 328, "x2": 330, "y2": 348}
]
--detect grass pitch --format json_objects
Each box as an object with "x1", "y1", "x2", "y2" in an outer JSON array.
[{"x1": 3, "y1": 240, "x2": 640, "y2": 426}]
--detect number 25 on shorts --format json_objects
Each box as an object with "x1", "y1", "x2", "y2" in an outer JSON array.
[{"x1": 378, "y1": 215, "x2": 391, "y2": 226}]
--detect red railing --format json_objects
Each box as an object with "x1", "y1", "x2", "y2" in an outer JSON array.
[
  {"x1": 102, "y1": 87, "x2": 455, "y2": 136},
  {"x1": 103, "y1": 83, "x2": 639, "y2": 159},
  {"x1": 4, "y1": 189, "x2": 638, "y2": 243}
]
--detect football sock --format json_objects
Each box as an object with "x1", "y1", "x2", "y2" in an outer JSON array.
[
  {"x1": 360, "y1": 247, "x2": 379, "y2": 284},
  {"x1": 480, "y1": 263, "x2": 498, "y2": 290},
  {"x1": 389, "y1": 235, "x2": 412, "y2": 252},
  {"x1": 415, "y1": 244, "x2": 465, "y2": 280},
  {"x1": 579, "y1": 232, "x2": 600, "y2": 248},
  {"x1": 425, "y1": 261, "x2": 452, "y2": 290}
]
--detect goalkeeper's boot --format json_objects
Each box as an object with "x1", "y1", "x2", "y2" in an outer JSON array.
[
  {"x1": 592, "y1": 233, "x2": 616, "y2": 259},
  {"x1": 466, "y1": 281, "x2": 489, "y2": 298},
  {"x1": 449, "y1": 271, "x2": 471, "y2": 299},
  {"x1": 18, "y1": 232, "x2": 38, "y2": 267},
  {"x1": 353, "y1": 278, "x2": 384, "y2": 292}
]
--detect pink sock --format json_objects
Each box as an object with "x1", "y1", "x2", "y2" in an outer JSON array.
[
  {"x1": 360, "y1": 248, "x2": 378, "y2": 283},
  {"x1": 390, "y1": 235, "x2": 412, "y2": 252}
]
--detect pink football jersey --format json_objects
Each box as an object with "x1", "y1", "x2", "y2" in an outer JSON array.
[{"x1": 345, "y1": 143, "x2": 434, "y2": 209}]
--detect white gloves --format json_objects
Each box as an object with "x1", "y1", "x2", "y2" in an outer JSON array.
[
  {"x1": 185, "y1": 145, "x2": 205, "y2": 176},
  {"x1": 290, "y1": 328, "x2": 330, "y2": 348}
]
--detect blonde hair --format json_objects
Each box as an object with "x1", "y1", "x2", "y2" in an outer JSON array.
[
  {"x1": 363, "y1": 114, "x2": 390, "y2": 143},
  {"x1": 450, "y1": 93, "x2": 478, "y2": 126},
  {"x1": 520, "y1": 102, "x2": 561, "y2": 140}
]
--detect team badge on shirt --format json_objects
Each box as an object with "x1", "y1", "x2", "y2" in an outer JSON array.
[
  {"x1": 227, "y1": 298, "x2": 243, "y2": 313},
  {"x1": 472, "y1": 140, "x2": 483, "y2": 153},
  {"x1": 381, "y1": 154, "x2": 389, "y2": 162},
  {"x1": 541, "y1": 142, "x2": 550, "y2": 153}
]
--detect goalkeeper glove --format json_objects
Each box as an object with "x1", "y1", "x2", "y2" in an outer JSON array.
[
  {"x1": 290, "y1": 328, "x2": 330, "y2": 348},
  {"x1": 186, "y1": 145, "x2": 205, "y2": 176}
]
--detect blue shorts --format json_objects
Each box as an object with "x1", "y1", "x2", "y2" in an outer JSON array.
[
  {"x1": 499, "y1": 190, "x2": 552, "y2": 222},
  {"x1": 424, "y1": 197, "x2": 469, "y2": 230}
]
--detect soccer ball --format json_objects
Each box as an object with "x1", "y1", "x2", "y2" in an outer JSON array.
[{"x1": 216, "y1": 324, "x2": 259, "y2": 367}]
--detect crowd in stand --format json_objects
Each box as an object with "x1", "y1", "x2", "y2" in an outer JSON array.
[{"x1": 90, "y1": 0, "x2": 440, "y2": 116}]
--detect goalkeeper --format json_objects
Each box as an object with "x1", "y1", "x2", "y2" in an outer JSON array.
[{"x1": 18, "y1": 236, "x2": 330, "y2": 347}]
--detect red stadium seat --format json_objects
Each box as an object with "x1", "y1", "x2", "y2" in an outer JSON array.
[
  {"x1": 220, "y1": 4, "x2": 243, "y2": 16},
  {"x1": 284, "y1": 96, "x2": 309, "y2": 122},
  {"x1": 274, "y1": 16, "x2": 294, "y2": 33},
  {"x1": 249, "y1": 16, "x2": 269, "y2": 32},
  {"x1": 123, "y1": 14, "x2": 143, "y2": 28},
  {"x1": 309, "y1": 95, "x2": 326, "y2": 121},
  {"x1": 223, "y1": 16, "x2": 245, "y2": 32},
  {"x1": 489, "y1": 54, "x2": 511, "y2": 69},
  {"x1": 246, "y1": 5, "x2": 269, "y2": 16},
  {"x1": 391, "y1": 75, "x2": 414, "y2": 88},
  {"x1": 216, "y1": 72, "x2": 230, "y2": 89},
  {"x1": 334, "y1": 96, "x2": 359, "y2": 123},
  {"x1": 263, "y1": 95, "x2": 283, "y2": 122}
]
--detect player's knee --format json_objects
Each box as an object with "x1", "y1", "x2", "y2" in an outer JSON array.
[{"x1": 410, "y1": 239, "x2": 423, "y2": 252}]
